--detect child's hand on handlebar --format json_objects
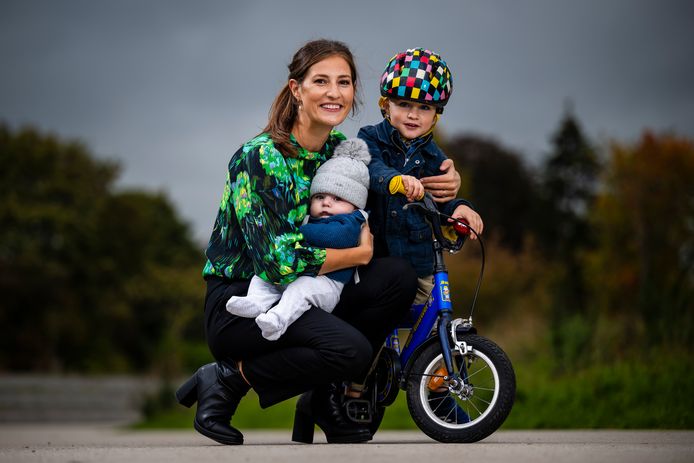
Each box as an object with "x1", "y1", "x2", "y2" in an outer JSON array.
[
  {"x1": 450, "y1": 205, "x2": 483, "y2": 240},
  {"x1": 402, "y1": 175, "x2": 425, "y2": 202}
]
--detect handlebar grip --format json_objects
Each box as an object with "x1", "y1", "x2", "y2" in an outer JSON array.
[{"x1": 453, "y1": 220, "x2": 470, "y2": 236}]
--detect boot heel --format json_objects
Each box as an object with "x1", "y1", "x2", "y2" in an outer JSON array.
[
  {"x1": 291, "y1": 409, "x2": 315, "y2": 443},
  {"x1": 175, "y1": 375, "x2": 198, "y2": 408}
]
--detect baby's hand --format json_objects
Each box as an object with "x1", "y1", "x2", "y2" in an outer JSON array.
[{"x1": 401, "y1": 175, "x2": 425, "y2": 202}]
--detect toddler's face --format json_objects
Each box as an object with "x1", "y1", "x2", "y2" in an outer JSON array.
[
  {"x1": 310, "y1": 193, "x2": 356, "y2": 218},
  {"x1": 386, "y1": 98, "x2": 437, "y2": 139}
]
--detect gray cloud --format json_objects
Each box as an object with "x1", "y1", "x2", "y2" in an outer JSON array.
[{"x1": 2, "y1": 0, "x2": 693, "y2": 242}]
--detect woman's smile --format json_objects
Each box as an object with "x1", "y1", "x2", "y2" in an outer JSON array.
[{"x1": 321, "y1": 103, "x2": 342, "y2": 111}]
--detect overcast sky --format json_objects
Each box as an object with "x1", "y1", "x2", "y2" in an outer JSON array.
[{"x1": 2, "y1": 0, "x2": 693, "y2": 243}]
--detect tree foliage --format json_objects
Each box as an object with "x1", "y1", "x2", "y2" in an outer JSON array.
[
  {"x1": 587, "y1": 132, "x2": 694, "y2": 351},
  {"x1": 537, "y1": 112, "x2": 600, "y2": 258},
  {"x1": 443, "y1": 134, "x2": 538, "y2": 252},
  {"x1": 0, "y1": 122, "x2": 205, "y2": 372},
  {"x1": 441, "y1": 116, "x2": 693, "y2": 371},
  {"x1": 2, "y1": 114, "x2": 692, "y2": 381},
  {"x1": 534, "y1": 112, "x2": 601, "y2": 369}
]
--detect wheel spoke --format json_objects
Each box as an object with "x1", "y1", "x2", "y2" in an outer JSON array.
[
  {"x1": 466, "y1": 395, "x2": 484, "y2": 416},
  {"x1": 472, "y1": 386, "x2": 496, "y2": 392},
  {"x1": 445, "y1": 405, "x2": 455, "y2": 422},
  {"x1": 471, "y1": 395, "x2": 492, "y2": 407},
  {"x1": 415, "y1": 372, "x2": 446, "y2": 379},
  {"x1": 463, "y1": 362, "x2": 490, "y2": 381},
  {"x1": 428, "y1": 395, "x2": 446, "y2": 413}
]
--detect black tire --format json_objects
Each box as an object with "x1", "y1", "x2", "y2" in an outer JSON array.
[
  {"x1": 374, "y1": 347, "x2": 401, "y2": 407},
  {"x1": 366, "y1": 347, "x2": 399, "y2": 437},
  {"x1": 369, "y1": 405, "x2": 386, "y2": 436},
  {"x1": 405, "y1": 334, "x2": 515, "y2": 443}
]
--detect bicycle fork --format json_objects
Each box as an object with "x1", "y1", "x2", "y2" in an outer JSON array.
[{"x1": 433, "y1": 270, "x2": 476, "y2": 396}]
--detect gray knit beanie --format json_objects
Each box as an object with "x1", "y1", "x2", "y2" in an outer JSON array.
[{"x1": 310, "y1": 138, "x2": 371, "y2": 209}]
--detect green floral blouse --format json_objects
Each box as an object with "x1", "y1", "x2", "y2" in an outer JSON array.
[{"x1": 203, "y1": 131, "x2": 347, "y2": 285}]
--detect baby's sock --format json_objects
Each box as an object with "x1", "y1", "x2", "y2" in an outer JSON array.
[
  {"x1": 255, "y1": 311, "x2": 286, "y2": 341},
  {"x1": 226, "y1": 296, "x2": 268, "y2": 318}
]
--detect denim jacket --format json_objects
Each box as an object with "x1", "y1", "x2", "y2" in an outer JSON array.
[
  {"x1": 300, "y1": 210, "x2": 367, "y2": 284},
  {"x1": 358, "y1": 119, "x2": 472, "y2": 277}
]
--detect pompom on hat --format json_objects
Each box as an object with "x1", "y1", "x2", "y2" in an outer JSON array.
[{"x1": 310, "y1": 138, "x2": 371, "y2": 209}]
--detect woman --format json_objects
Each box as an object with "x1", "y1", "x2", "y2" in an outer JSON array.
[{"x1": 176, "y1": 39, "x2": 461, "y2": 445}]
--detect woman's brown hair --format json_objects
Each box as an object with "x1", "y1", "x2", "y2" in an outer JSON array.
[{"x1": 263, "y1": 39, "x2": 360, "y2": 157}]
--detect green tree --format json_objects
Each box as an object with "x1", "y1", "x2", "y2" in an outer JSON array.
[
  {"x1": 587, "y1": 131, "x2": 694, "y2": 352},
  {"x1": 443, "y1": 135, "x2": 538, "y2": 253},
  {"x1": 537, "y1": 110, "x2": 600, "y2": 257},
  {"x1": 536, "y1": 111, "x2": 600, "y2": 369},
  {"x1": 0, "y1": 122, "x2": 205, "y2": 372}
]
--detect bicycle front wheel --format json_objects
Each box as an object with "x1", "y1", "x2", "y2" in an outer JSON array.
[{"x1": 405, "y1": 334, "x2": 515, "y2": 443}]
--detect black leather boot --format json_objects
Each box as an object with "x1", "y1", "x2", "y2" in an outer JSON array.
[
  {"x1": 176, "y1": 361, "x2": 250, "y2": 445},
  {"x1": 292, "y1": 383, "x2": 372, "y2": 444}
]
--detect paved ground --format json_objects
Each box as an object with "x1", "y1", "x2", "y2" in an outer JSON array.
[
  {"x1": 1, "y1": 425, "x2": 692, "y2": 463},
  {"x1": 0, "y1": 375, "x2": 159, "y2": 423}
]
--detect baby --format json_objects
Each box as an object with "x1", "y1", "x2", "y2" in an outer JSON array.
[{"x1": 226, "y1": 139, "x2": 371, "y2": 340}]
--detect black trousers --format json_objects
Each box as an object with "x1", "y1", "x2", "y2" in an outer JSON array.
[{"x1": 204, "y1": 256, "x2": 417, "y2": 408}]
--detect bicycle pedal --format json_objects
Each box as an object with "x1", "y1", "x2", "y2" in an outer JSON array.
[{"x1": 344, "y1": 399, "x2": 372, "y2": 423}]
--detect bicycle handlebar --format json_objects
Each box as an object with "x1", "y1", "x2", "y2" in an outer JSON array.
[
  {"x1": 402, "y1": 193, "x2": 472, "y2": 253},
  {"x1": 402, "y1": 193, "x2": 486, "y2": 320}
]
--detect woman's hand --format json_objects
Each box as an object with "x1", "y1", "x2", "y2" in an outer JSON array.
[
  {"x1": 450, "y1": 205, "x2": 483, "y2": 240},
  {"x1": 420, "y1": 159, "x2": 461, "y2": 203},
  {"x1": 401, "y1": 175, "x2": 425, "y2": 202},
  {"x1": 357, "y1": 222, "x2": 374, "y2": 265}
]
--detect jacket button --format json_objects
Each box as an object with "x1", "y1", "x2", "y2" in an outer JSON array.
[
  {"x1": 415, "y1": 160, "x2": 420, "y2": 164},
  {"x1": 390, "y1": 210, "x2": 397, "y2": 217},
  {"x1": 379, "y1": 176, "x2": 384, "y2": 183}
]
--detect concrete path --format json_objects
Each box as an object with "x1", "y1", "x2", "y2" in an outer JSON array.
[
  {"x1": 0, "y1": 375, "x2": 159, "y2": 423},
  {"x1": 1, "y1": 425, "x2": 692, "y2": 463}
]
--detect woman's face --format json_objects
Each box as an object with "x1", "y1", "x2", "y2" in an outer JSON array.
[{"x1": 291, "y1": 55, "x2": 355, "y2": 131}]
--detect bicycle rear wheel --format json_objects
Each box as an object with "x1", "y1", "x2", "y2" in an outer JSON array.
[{"x1": 405, "y1": 334, "x2": 515, "y2": 443}]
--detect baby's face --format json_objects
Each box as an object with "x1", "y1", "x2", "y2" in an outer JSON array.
[
  {"x1": 310, "y1": 193, "x2": 356, "y2": 218},
  {"x1": 386, "y1": 98, "x2": 437, "y2": 139}
]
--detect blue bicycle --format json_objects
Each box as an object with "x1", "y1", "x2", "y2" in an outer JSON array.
[{"x1": 344, "y1": 193, "x2": 516, "y2": 443}]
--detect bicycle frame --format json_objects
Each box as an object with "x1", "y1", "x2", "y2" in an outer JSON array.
[
  {"x1": 385, "y1": 239, "x2": 462, "y2": 384},
  {"x1": 359, "y1": 195, "x2": 513, "y2": 443}
]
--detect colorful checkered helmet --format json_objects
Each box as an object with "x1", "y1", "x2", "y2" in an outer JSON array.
[{"x1": 380, "y1": 48, "x2": 453, "y2": 113}]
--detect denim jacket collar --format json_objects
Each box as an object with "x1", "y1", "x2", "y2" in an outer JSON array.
[{"x1": 374, "y1": 119, "x2": 440, "y2": 159}]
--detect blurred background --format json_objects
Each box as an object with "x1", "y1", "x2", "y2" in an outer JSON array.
[{"x1": 1, "y1": 0, "x2": 692, "y2": 429}]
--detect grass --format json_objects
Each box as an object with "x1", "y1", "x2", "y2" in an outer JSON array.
[
  {"x1": 505, "y1": 350, "x2": 694, "y2": 429},
  {"x1": 135, "y1": 350, "x2": 694, "y2": 430}
]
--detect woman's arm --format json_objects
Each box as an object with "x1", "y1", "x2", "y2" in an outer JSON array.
[{"x1": 232, "y1": 144, "x2": 327, "y2": 285}]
